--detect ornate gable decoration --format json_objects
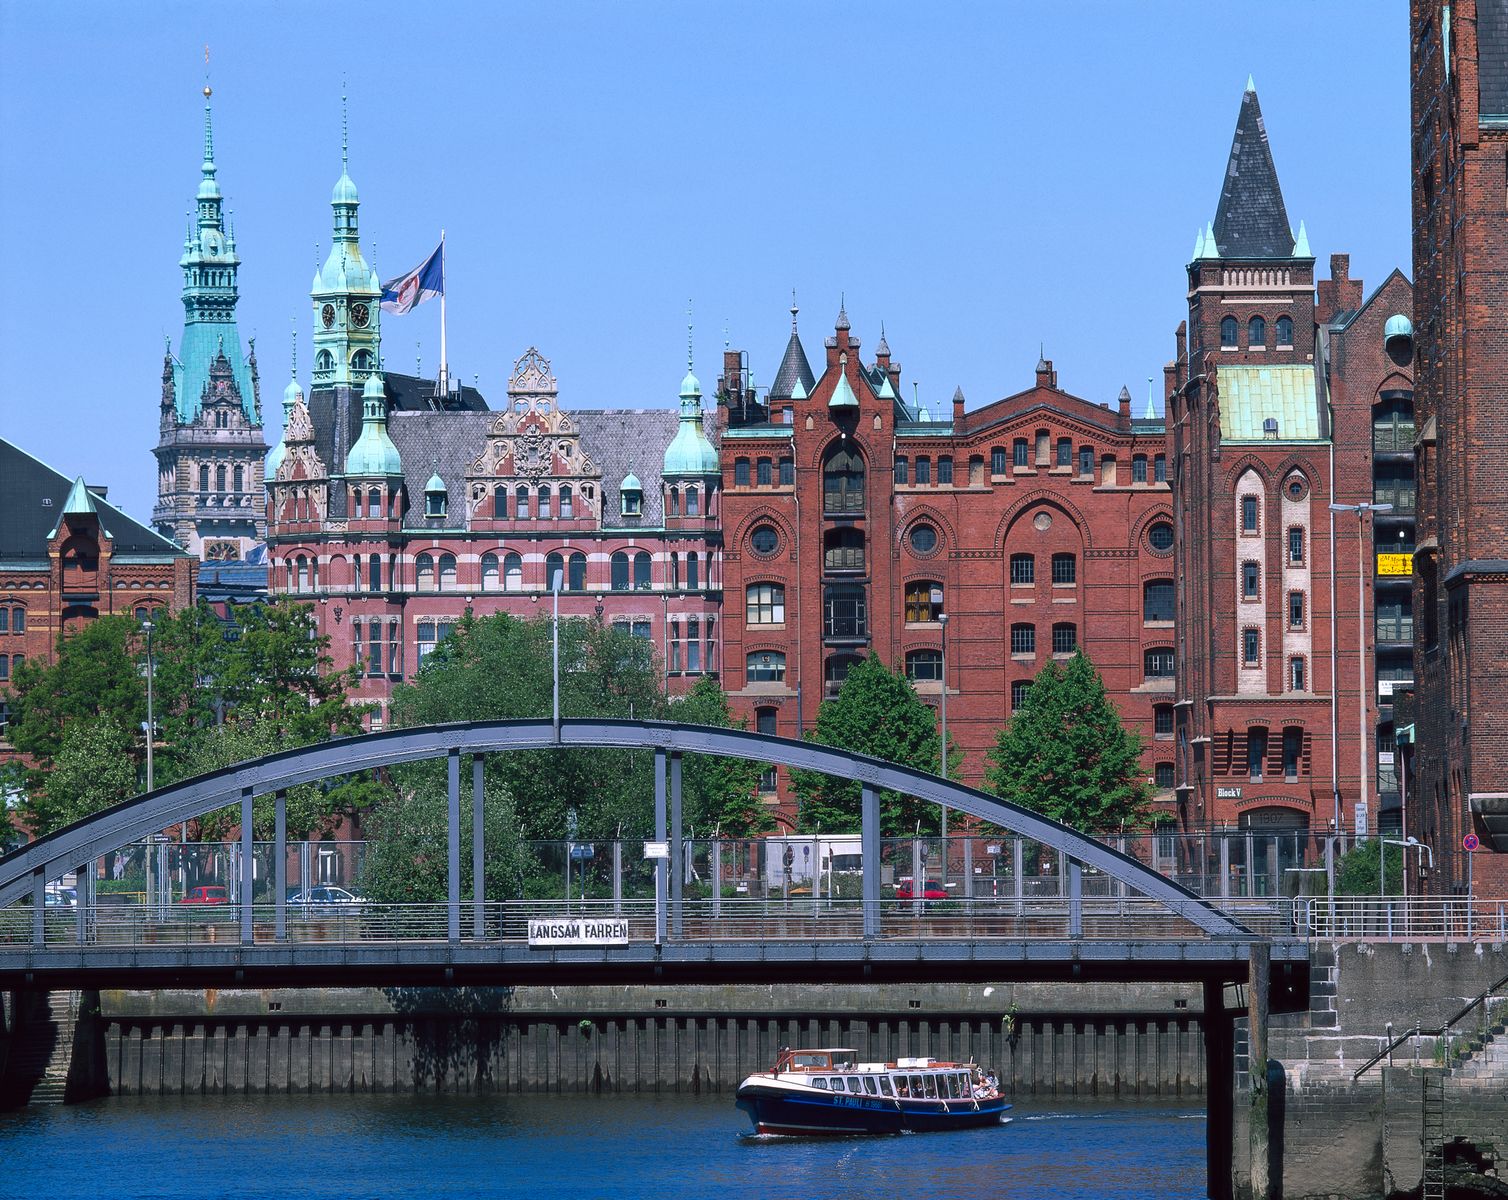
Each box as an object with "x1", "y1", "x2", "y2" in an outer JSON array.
[
  {"x1": 465, "y1": 347, "x2": 602, "y2": 519},
  {"x1": 276, "y1": 400, "x2": 327, "y2": 483},
  {"x1": 197, "y1": 348, "x2": 247, "y2": 427}
]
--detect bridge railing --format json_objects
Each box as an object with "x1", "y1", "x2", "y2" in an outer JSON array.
[
  {"x1": 0, "y1": 895, "x2": 1299, "y2": 949},
  {"x1": 1298, "y1": 896, "x2": 1508, "y2": 943}
]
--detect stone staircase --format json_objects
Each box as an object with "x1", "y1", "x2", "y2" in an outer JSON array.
[
  {"x1": 1446, "y1": 997, "x2": 1508, "y2": 1085},
  {"x1": 1, "y1": 991, "x2": 78, "y2": 1107}
]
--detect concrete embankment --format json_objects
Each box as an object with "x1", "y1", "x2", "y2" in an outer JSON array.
[{"x1": 85, "y1": 981, "x2": 1205, "y2": 1099}]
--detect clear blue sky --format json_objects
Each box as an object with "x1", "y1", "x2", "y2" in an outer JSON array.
[{"x1": 0, "y1": 1, "x2": 1410, "y2": 525}]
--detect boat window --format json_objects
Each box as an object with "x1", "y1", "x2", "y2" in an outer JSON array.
[
  {"x1": 862, "y1": 1076, "x2": 878, "y2": 1095},
  {"x1": 847, "y1": 1077, "x2": 862, "y2": 1094},
  {"x1": 878, "y1": 1077, "x2": 894, "y2": 1097},
  {"x1": 942, "y1": 1074, "x2": 956, "y2": 1099},
  {"x1": 909, "y1": 1074, "x2": 923, "y2": 1096},
  {"x1": 829, "y1": 1078, "x2": 845, "y2": 1091},
  {"x1": 812, "y1": 1077, "x2": 828, "y2": 1090},
  {"x1": 923, "y1": 1075, "x2": 938, "y2": 1099}
]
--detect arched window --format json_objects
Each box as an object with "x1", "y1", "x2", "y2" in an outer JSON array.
[
  {"x1": 560, "y1": 485, "x2": 574, "y2": 520},
  {"x1": 504, "y1": 552, "x2": 523, "y2": 592},
  {"x1": 352, "y1": 349, "x2": 374, "y2": 373},
  {"x1": 1220, "y1": 317, "x2": 1238, "y2": 348},
  {"x1": 216, "y1": 465, "x2": 227, "y2": 492},
  {"x1": 295, "y1": 556, "x2": 310, "y2": 593},
  {"x1": 822, "y1": 445, "x2": 865, "y2": 514},
  {"x1": 415, "y1": 552, "x2": 435, "y2": 591},
  {"x1": 824, "y1": 527, "x2": 865, "y2": 573},
  {"x1": 1051, "y1": 553, "x2": 1076, "y2": 585},
  {"x1": 1010, "y1": 623, "x2": 1036, "y2": 655},
  {"x1": 316, "y1": 350, "x2": 334, "y2": 374},
  {"x1": 545, "y1": 551, "x2": 565, "y2": 590},
  {"x1": 1056, "y1": 438, "x2": 1072, "y2": 467},
  {"x1": 515, "y1": 485, "x2": 531, "y2": 520},
  {"x1": 1079, "y1": 446, "x2": 1094, "y2": 476},
  {"x1": 1009, "y1": 553, "x2": 1035, "y2": 585},
  {"x1": 568, "y1": 551, "x2": 588, "y2": 592},
  {"x1": 746, "y1": 650, "x2": 786, "y2": 684},
  {"x1": 969, "y1": 455, "x2": 985, "y2": 486},
  {"x1": 1051, "y1": 622, "x2": 1077, "y2": 654},
  {"x1": 1248, "y1": 726, "x2": 1269, "y2": 781},
  {"x1": 481, "y1": 552, "x2": 500, "y2": 591},
  {"x1": 633, "y1": 551, "x2": 652, "y2": 590},
  {"x1": 438, "y1": 553, "x2": 457, "y2": 590},
  {"x1": 756, "y1": 458, "x2": 772, "y2": 486},
  {"x1": 538, "y1": 484, "x2": 553, "y2": 520},
  {"x1": 610, "y1": 551, "x2": 629, "y2": 591},
  {"x1": 1276, "y1": 315, "x2": 1294, "y2": 346},
  {"x1": 685, "y1": 487, "x2": 699, "y2": 516},
  {"x1": 686, "y1": 552, "x2": 700, "y2": 590},
  {"x1": 367, "y1": 554, "x2": 381, "y2": 592},
  {"x1": 494, "y1": 485, "x2": 508, "y2": 519},
  {"x1": 1132, "y1": 454, "x2": 1148, "y2": 483},
  {"x1": 668, "y1": 486, "x2": 680, "y2": 516},
  {"x1": 368, "y1": 487, "x2": 382, "y2": 519},
  {"x1": 905, "y1": 649, "x2": 943, "y2": 681},
  {"x1": 1248, "y1": 315, "x2": 1266, "y2": 346},
  {"x1": 1144, "y1": 647, "x2": 1175, "y2": 679}
]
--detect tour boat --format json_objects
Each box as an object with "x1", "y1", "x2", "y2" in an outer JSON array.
[{"x1": 735, "y1": 1047, "x2": 1011, "y2": 1136}]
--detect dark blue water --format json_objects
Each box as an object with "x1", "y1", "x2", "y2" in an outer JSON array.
[{"x1": 0, "y1": 1095, "x2": 1206, "y2": 1199}]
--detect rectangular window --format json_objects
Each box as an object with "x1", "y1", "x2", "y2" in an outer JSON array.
[
  {"x1": 746, "y1": 583, "x2": 786, "y2": 625},
  {"x1": 1243, "y1": 628, "x2": 1260, "y2": 665},
  {"x1": 779, "y1": 457, "x2": 794, "y2": 485},
  {"x1": 823, "y1": 584, "x2": 868, "y2": 639},
  {"x1": 1051, "y1": 553, "x2": 1076, "y2": 585},
  {"x1": 631, "y1": 620, "x2": 652, "y2": 640},
  {"x1": 352, "y1": 620, "x2": 364, "y2": 672},
  {"x1": 1132, "y1": 455, "x2": 1148, "y2": 483},
  {"x1": 904, "y1": 581, "x2": 943, "y2": 623},
  {"x1": 1283, "y1": 727, "x2": 1303, "y2": 779},
  {"x1": 1144, "y1": 581, "x2": 1175, "y2": 622},
  {"x1": 1051, "y1": 623, "x2": 1076, "y2": 654},
  {"x1": 1011, "y1": 680, "x2": 1032, "y2": 710},
  {"x1": 1241, "y1": 495, "x2": 1259, "y2": 533},
  {"x1": 687, "y1": 618, "x2": 702, "y2": 674},
  {"x1": 991, "y1": 447, "x2": 1007, "y2": 475},
  {"x1": 1154, "y1": 706, "x2": 1174, "y2": 735},
  {"x1": 0, "y1": 610, "x2": 7, "y2": 633},
  {"x1": 368, "y1": 624, "x2": 383, "y2": 676},
  {"x1": 756, "y1": 458, "x2": 772, "y2": 486},
  {"x1": 734, "y1": 458, "x2": 750, "y2": 487},
  {"x1": 1079, "y1": 446, "x2": 1094, "y2": 476},
  {"x1": 1010, "y1": 624, "x2": 1036, "y2": 655},
  {"x1": 937, "y1": 457, "x2": 953, "y2": 485},
  {"x1": 915, "y1": 458, "x2": 931, "y2": 485},
  {"x1": 1290, "y1": 657, "x2": 1306, "y2": 692},
  {"x1": 1056, "y1": 438, "x2": 1072, "y2": 467},
  {"x1": 1242, "y1": 561, "x2": 1260, "y2": 599},
  {"x1": 1288, "y1": 527, "x2": 1304, "y2": 565},
  {"x1": 894, "y1": 457, "x2": 908, "y2": 485},
  {"x1": 1248, "y1": 728, "x2": 1268, "y2": 782},
  {"x1": 1154, "y1": 455, "x2": 1167, "y2": 483},
  {"x1": 669, "y1": 620, "x2": 681, "y2": 673},
  {"x1": 1289, "y1": 590, "x2": 1305, "y2": 629},
  {"x1": 1013, "y1": 439, "x2": 1029, "y2": 468},
  {"x1": 0, "y1": 657, "x2": 7, "y2": 682},
  {"x1": 1010, "y1": 554, "x2": 1035, "y2": 585}
]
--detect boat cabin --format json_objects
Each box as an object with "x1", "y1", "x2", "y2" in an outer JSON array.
[{"x1": 772, "y1": 1049, "x2": 990, "y2": 1102}]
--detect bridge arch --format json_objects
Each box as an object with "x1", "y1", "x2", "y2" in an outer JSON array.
[{"x1": 0, "y1": 719, "x2": 1249, "y2": 940}]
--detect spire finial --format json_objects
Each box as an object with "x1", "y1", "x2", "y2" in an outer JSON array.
[
  {"x1": 1145, "y1": 377, "x2": 1156, "y2": 421},
  {"x1": 1245, "y1": 73, "x2": 1256, "y2": 94},
  {"x1": 791, "y1": 288, "x2": 799, "y2": 331},
  {"x1": 290, "y1": 319, "x2": 297, "y2": 379},
  {"x1": 687, "y1": 298, "x2": 694, "y2": 372},
  {"x1": 723, "y1": 319, "x2": 729, "y2": 351},
  {"x1": 341, "y1": 80, "x2": 349, "y2": 171},
  {"x1": 417, "y1": 341, "x2": 423, "y2": 379}
]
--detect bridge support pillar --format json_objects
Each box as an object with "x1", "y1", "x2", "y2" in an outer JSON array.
[
  {"x1": 274, "y1": 791, "x2": 287, "y2": 942},
  {"x1": 447, "y1": 750, "x2": 461, "y2": 943},
  {"x1": 31, "y1": 869, "x2": 43, "y2": 947},
  {"x1": 240, "y1": 787, "x2": 253, "y2": 945},
  {"x1": 1248, "y1": 943, "x2": 1272, "y2": 1200},
  {"x1": 654, "y1": 748, "x2": 667, "y2": 947},
  {"x1": 861, "y1": 785, "x2": 879, "y2": 938},
  {"x1": 711, "y1": 839, "x2": 721, "y2": 920},
  {"x1": 1204, "y1": 979, "x2": 1236, "y2": 1200},
  {"x1": 1068, "y1": 861, "x2": 1083, "y2": 938},
  {"x1": 472, "y1": 755, "x2": 485, "y2": 939},
  {"x1": 670, "y1": 752, "x2": 683, "y2": 939}
]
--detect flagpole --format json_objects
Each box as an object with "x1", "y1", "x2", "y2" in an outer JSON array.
[{"x1": 439, "y1": 229, "x2": 448, "y2": 394}]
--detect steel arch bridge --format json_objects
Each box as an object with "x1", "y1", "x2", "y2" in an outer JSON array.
[{"x1": 0, "y1": 719, "x2": 1304, "y2": 990}]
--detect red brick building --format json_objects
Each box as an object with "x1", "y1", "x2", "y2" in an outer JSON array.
[
  {"x1": 717, "y1": 305, "x2": 1176, "y2": 826},
  {"x1": 0, "y1": 438, "x2": 197, "y2": 753},
  {"x1": 1410, "y1": 0, "x2": 1508, "y2": 892}
]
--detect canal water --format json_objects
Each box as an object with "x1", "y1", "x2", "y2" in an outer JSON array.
[{"x1": 0, "y1": 1095, "x2": 1206, "y2": 1199}]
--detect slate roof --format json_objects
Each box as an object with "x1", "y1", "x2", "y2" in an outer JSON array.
[
  {"x1": 768, "y1": 329, "x2": 815, "y2": 400},
  {"x1": 385, "y1": 407, "x2": 689, "y2": 530},
  {"x1": 384, "y1": 371, "x2": 488, "y2": 414},
  {"x1": 1212, "y1": 87, "x2": 1294, "y2": 259},
  {"x1": 1480, "y1": 2, "x2": 1508, "y2": 120},
  {"x1": 0, "y1": 438, "x2": 189, "y2": 562},
  {"x1": 196, "y1": 560, "x2": 270, "y2": 603}
]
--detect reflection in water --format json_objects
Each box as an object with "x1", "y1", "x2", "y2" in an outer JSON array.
[{"x1": 0, "y1": 1095, "x2": 1205, "y2": 1199}]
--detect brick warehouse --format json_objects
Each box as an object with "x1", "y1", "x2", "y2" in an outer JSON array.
[{"x1": 1409, "y1": 0, "x2": 1508, "y2": 893}]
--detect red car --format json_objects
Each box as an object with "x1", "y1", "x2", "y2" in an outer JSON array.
[
  {"x1": 178, "y1": 885, "x2": 230, "y2": 905},
  {"x1": 895, "y1": 879, "x2": 948, "y2": 900}
]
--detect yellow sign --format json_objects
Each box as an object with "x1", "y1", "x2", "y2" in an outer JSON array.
[{"x1": 1377, "y1": 553, "x2": 1414, "y2": 576}]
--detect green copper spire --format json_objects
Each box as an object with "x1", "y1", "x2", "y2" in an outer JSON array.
[
  {"x1": 828, "y1": 352, "x2": 859, "y2": 410},
  {"x1": 345, "y1": 372, "x2": 403, "y2": 476},
  {"x1": 62, "y1": 475, "x2": 97, "y2": 516},
  {"x1": 170, "y1": 83, "x2": 257, "y2": 424},
  {"x1": 311, "y1": 89, "x2": 380, "y2": 390}
]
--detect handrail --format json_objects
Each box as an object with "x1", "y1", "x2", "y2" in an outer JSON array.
[{"x1": 1352, "y1": 968, "x2": 1508, "y2": 1079}]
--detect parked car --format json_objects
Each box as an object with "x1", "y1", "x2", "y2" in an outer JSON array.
[
  {"x1": 43, "y1": 886, "x2": 77, "y2": 907},
  {"x1": 286, "y1": 886, "x2": 363, "y2": 908},
  {"x1": 895, "y1": 879, "x2": 949, "y2": 901},
  {"x1": 178, "y1": 885, "x2": 230, "y2": 905}
]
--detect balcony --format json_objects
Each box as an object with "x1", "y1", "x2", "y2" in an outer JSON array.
[
  {"x1": 1375, "y1": 617, "x2": 1414, "y2": 644},
  {"x1": 1372, "y1": 422, "x2": 1416, "y2": 454},
  {"x1": 1372, "y1": 485, "x2": 1415, "y2": 515}
]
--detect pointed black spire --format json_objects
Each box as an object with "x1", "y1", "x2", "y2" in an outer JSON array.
[
  {"x1": 1211, "y1": 82, "x2": 1294, "y2": 258},
  {"x1": 769, "y1": 299, "x2": 816, "y2": 400}
]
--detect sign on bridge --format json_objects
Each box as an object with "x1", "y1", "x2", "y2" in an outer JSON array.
[{"x1": 528, "y1": 918, "x2": 630, "y2": 947}]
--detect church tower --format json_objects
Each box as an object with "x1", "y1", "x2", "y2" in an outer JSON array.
[
  {"x1": 304, "y1": 103, "x2": 383, "y2": 519},
  {"x1": 152, "y1": 84, "x2": 268, "y2": 560}
]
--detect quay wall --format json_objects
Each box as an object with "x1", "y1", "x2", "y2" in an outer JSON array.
[{"x1": 97, "y1": 981, "x2": 1207, "y2": 1099}]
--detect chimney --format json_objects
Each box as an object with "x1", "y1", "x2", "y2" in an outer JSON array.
[
  {"x1": 952, "y1": 386, "x2": 965, "y2": 425},
  {"x1": 88, "y1": 484, "x2": 108, "y2": 500},
  {"x1": 1035, "y1": 357, "x2": 1056, "y2": 389},
  {"x1": 1175, "y1": 320, "x2": 1188, "y2": 366},
  {"x1": 1316, "y1": 253, "x2": 1364, "y2": 325},
  {"x1": 722, "y1": 349, "x2": 741, "y2": 401}
]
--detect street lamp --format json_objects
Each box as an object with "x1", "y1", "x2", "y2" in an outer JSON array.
[
  {"x1": 938, "y1": 611, "x2": 949, "y2": 856},
  {"x1": 1329, "y1": 500, "x2": 1392, "y2": 891},
  {"x1": 140, "y1": 618, "x2": 155, "y2": 793},
  {"x1": 551, "y1": 568, "x2": 563, "y2": 743}
]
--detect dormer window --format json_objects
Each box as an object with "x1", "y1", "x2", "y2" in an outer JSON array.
[
  {"x1": 622, "y1": 479, "x2": 643, "y2": 517},
  {"x1": 424, "y1": 475, "x2": 448, "y2": 519},
  {"x1": 1263, "y1": 417, "x2": 1280, "y2": 439}
]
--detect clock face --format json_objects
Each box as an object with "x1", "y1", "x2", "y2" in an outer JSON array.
[
  {"x1": 351, "y1": 302, "x2": 370, "y2": 328},
  {"x1": 321, "y1": 303, "x2": 336, "y2": 328}
]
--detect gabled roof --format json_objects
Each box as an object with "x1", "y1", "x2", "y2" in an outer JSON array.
[
  {"x1": 1211, "y1": 85, "x2": 1295, "y2": 259},
  {"x1": 0, "y1": 439, "x2": 188, "y2": 562}
]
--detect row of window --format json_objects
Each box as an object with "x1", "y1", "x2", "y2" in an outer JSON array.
[
  {"x1": 0, "y1": 608, "x2": 25, "y2": 633},
  {"x1": 745, "y1": 645, "x2": 1178, "y2": 689},
  {"x1": 1220, "y1": 315, "x2": 1295, "y2": 349},
  {"x1": 285, "y1": 549, "x2": 709, "y2": 595},
  {"x1": 1218, "y1": 725, "x2": 1310, "y2": 783},
  {"x1": 1240, "y1": 500, "x2": 1313, "y2": 565},
  {"x1": 197, "y1": 464, "x2": 248, "y2": 494},
  {"x1": 733, "y1": 457, "x2": 795, "y2": 488},
  {"x1": 0, "y1": 653, "x2": 24, "y2": 681}
]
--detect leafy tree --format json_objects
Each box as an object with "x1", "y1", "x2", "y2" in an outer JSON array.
[
  {"x1": 669, "y1": 677, "x2": 772, "y2": 837},
  {"x1": 24, "y1": 715, "x2": 138, "y2": 836},
  {"x1": 986, "y1": 650, "x2": 1151, "y2": 833},
  {"x1": 789, "y1": 654, "x2": 952, "y2": 836},
  {"x1": 1335, "y1": 842, "x2": 1403, "y2": 895}
]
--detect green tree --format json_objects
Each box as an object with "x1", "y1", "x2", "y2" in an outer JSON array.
[
  {"x1": 789, "y1": 654, "x2": 952, "y2": 836},
  {"x1": 669, "y1": 677, "x2": 772, "y2": 837},
  {"x1": 24, "y1": 715, "x2": 138, "y2": 836},
  {"x1": 1335, "y1": 842, "x2": 1403, "y2": 895},
  {"x1": 986, "y1": 651, "x2": 1151, "y2": 833}
]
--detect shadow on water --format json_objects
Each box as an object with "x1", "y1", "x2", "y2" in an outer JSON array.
[{"x1": 380, "y1": 986, "x2": 514, "y2": 1091}]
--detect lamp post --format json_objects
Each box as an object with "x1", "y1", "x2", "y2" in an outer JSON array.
[
  {"x1": 551, "y1": 568, "x2": 563, "y2": 743},
  {"x1": 938, "y1": 611, "x2": 949, "y2": 855},
  {"x1": 1328, "y1": 500, "x2": 1392, "y2": 893},
  {"x1": 141, "y1": 618, "x2": 155, "y2": 794}
]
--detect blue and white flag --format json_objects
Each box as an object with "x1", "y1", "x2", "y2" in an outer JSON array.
[{"x1": 380, "y1": 241, "x2": 444, "y2": 315}]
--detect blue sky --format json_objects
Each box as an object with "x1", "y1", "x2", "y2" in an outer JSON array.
[{"x1": 0, "y1": 1, "x2": 1410, "y2": 525}]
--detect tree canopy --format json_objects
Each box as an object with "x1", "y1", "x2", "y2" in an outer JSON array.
[
  {"x1": 789, "y1": 654, "x2": 953, "y2": 836},
  {"x1": 986, "y1": 650, "x2": 1151, "y2": 833}
]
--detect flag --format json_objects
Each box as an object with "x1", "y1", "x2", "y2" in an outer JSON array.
[{"x1": 380, "y1": 241, "x2": 444, "y2": 315}]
